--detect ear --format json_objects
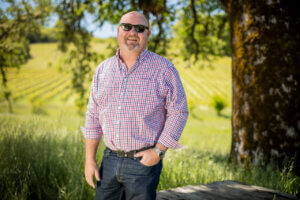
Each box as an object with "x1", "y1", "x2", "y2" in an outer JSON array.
[{"x1": 147, "y1": 30, "x2": 151, "y2": 37}]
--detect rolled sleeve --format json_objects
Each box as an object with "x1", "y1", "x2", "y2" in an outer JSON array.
[
  {"x1": 81, "y1": 67, "x2": 103, "y2": 140},
  {"x1": 158, "y1": 65, "x2": 189, "y2": 149}
]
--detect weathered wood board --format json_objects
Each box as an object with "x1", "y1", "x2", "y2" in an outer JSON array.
[{"x1": 157, "y1": 180, "x2": 296, "y2": 200}]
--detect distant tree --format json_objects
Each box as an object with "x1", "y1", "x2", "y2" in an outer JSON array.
[
  {"x1": 174, "y1": 0, "x2": 230, "y2": 64},
  {"x1": 0, "y1": 0, "x2": 51, "y2": 112},
  {"x1": 27, "y1": 27, "x2": 58, "y2": 43},
  {"x1": 220, "y1": 0, "x2": 300, "y2": 168},
  {"x1": 211, "y1": 95, "x2": 227, "y2": 116},
  {"x1": 53, "y1": 0, "x2": 100, "y2": 114}
]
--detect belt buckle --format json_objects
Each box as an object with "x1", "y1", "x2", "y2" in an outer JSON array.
[
  {"x1": 117, "y1": 151, "x2": 123, "y2": 157},
  {"x1": 117, "y1": 151, "x2": 128, "y2": 157}
]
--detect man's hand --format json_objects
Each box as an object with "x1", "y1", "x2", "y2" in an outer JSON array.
[
  {"x1": 84, "y1": 138, "x2": 100, "y2": 189},
  {"x1": 134, "y1": 148, "x2": 160, "y2": 166},
  {"x1": 85, "y1": 161, "x2": 100, "y2": 189}
]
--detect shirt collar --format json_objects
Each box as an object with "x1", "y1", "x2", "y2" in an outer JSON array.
[
  {"x1": 116, "y1": 48, "x2": 149, "y2": 62},
  {"x1": 137, "y1": 48, "x2": 149, "y2": 61}
]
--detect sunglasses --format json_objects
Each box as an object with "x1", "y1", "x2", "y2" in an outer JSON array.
[{"x1": 119, "y1": 23, "x2": 149, "y2": 33}]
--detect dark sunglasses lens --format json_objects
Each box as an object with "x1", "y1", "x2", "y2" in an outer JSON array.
[
  {"x1": 123, "y1": 24, "x2": 132, "y2": 31},
  {"x1": 135, "y1": 26, "x2": 146, "y2": 33},
  {"x1": 121, "y1": 23, "x2": 148, "y2": 33}
]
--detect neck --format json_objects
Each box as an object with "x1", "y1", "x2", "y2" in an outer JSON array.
[{"x1": 119, "y1": 48, "x2": 144, "y2": 71}]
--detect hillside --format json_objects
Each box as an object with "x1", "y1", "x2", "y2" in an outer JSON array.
[{"x1": 0, "y1": 40, "x2": 232, "y2": 115}]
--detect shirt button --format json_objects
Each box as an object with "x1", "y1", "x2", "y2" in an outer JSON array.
[
  {"x1": 118, "y1": 106, "x2": 121, "y2": 110},
  {"x1": 116, "y1": 120, "x2": 120, "y2": 124}
]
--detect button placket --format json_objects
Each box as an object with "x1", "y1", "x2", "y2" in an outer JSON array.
[{"x1": 116, "y1": 74, "x2": 129, "y2": 148}]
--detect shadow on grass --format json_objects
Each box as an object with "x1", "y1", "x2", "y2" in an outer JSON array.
[
  {"x1": 218, "y1": 113, "x2": 231, "y2": 119},
  {"x1": 191, "y1": 112, "x2": 203, "y2": 121},
  {"x1": 184, "y1": 148, "x2": 229, "y2": 164}
]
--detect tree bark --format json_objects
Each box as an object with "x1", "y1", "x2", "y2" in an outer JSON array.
[
  {"x1": 0, "y1": 65, "x2": 13, "y2": 113},
  {"x1": 219, "y1": 0, "x2": 300, "y2": 168},
  {"x1": 190, "y1": 0, "x2": 200, "y2": 61}
]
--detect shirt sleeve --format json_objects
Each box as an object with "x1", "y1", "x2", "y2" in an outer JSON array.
[
  {"x1": 80, "y1": 66, "x2": 103, "y2": 139},
  {"x1": 157, "y1": 64, "x2": 189, "y2": 149}
]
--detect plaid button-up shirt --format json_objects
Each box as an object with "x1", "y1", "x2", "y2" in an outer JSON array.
[{"x1": 81, "y1": 49, "x2": 189, "y2": 151}]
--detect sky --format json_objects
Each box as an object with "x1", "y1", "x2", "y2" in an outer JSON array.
[
  {"x1": 91, "y1": 22, "x2": 117, "y2": 38},
  {"x1": 1, "y1": 0, "x2": 187, "y2": 39},
  {"x1": 0, "y1": 1, "x2": 117, "y2": 38},
  {"x1": 47, "y1": 12, "x2": 117, "y2": 38},
  {"x1": 74, "y1": 12, "x2": 118, "y2": 38},
  {"x1": 1, "y1": 0, "x2": 186, "y2": 38}
]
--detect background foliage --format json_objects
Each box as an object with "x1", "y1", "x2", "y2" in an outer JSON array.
[{"x1": 1, "y1": 0, "x2": 230, "y2": 114}]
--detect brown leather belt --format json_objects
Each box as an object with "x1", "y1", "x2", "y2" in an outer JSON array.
[{"x1": 106, "y1": 146, "x2": 154, "y2": 159}]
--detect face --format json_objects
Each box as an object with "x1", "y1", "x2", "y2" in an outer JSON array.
[{"x1": 117, "y1": 12, "x2": 151, "y2": 54}]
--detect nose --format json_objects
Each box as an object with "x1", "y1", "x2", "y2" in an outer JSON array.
[{"x1": 128, "y1": 26, "x2": 138, "y2": 34}]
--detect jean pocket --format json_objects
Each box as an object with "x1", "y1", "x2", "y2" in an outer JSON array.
[
  {"x1": 96, "y1": 180, "x2": 101, "y2": 187},
  {"x1": 138, "y1": 158, "x2": 156, "y2": 168},
  {"x1": 103, "y1": 149, "x2": 111, "y2": 158}
]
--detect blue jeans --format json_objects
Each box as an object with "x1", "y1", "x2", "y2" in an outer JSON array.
[{"x1": 95, "y1": 148, "x2": 163, "y2": 200}]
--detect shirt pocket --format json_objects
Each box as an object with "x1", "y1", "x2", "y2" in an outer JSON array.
[
  {"x1": 96, "y1": 73, "x2": 116, "y2": 108},
  {"x1": 96, "y1": 74, "x2": 107, "y2": 100},
  {"x1": 127, "y1": 78, "x2": 159, "y2": 115}
]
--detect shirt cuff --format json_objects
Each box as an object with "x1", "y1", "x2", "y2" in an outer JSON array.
[
  {"x1": 80, "y1": 126, "x2": 102, "y2": 140},
  {"x1": 157, "y1": 133, "x2": 183, "y2": 149}
]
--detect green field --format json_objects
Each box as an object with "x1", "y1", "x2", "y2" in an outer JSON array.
[
  {"x1": 0, "y1": 39, "x2": 231, "y2": 114},
  {"x1": 0, "y1": 41, "x2": 298, "y2": 199}
]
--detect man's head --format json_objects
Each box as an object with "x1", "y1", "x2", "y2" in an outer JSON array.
[{"x1": 117, "y1": 11, "x2": 151, "y2": 54}]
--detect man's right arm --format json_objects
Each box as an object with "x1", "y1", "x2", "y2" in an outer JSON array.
[
  {"x1": 81, "y1": 66, "x2": 103, "y2": 188},
  {"x1": 85, "y1": 138, "x2": 101, "y2": 189}
]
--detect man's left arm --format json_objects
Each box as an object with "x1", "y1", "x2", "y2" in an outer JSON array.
[
  {"x1": 135, "y1": 64, "x2": 189, "y2": 166},
  {"x1": 157, "y1": 64, "x2": 189, "y2": 149}
]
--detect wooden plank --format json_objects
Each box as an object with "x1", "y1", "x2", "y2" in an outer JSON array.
[{"x1": 157, "y1": 180, "x2": 296, "y2": 200}]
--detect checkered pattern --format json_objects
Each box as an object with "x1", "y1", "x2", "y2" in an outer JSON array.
[{"x1": 81, "y1": 49, "x2": 189, "y2": 151}]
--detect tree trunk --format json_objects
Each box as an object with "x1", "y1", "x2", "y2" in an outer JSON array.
[
  {"x1": 0, "y1": 65, "x2": 13, "y2": 113},
  {"x1": 219, "y1": 0, "x2": 300, "y2": 168}
]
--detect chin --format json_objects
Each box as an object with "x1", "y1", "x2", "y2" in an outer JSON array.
[{"x1": 125, "y1": 45, "x2": 140, "y2": 51}]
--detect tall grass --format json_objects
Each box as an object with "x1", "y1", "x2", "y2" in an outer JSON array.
[
  {"x1": 159, "y1": 107, "x2": 299, "y2": 195},
  {"x1": 0, "y1": 108, "x2": 299, "y2": 199},
  {"x1": 0, "y1": 114, "x2": 99, "y2": 199},
  {"x1": 160, "y1": 148, "x2": 299, "y2": 195}
]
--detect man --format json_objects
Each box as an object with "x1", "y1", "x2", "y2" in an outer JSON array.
[{"x1": 81, "y1": 11, "x2": 189, "y2": 200}]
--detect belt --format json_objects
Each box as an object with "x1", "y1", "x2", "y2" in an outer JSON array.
[{"x1": 106, "y1": 146, "x2": 154, "y2": 159}]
